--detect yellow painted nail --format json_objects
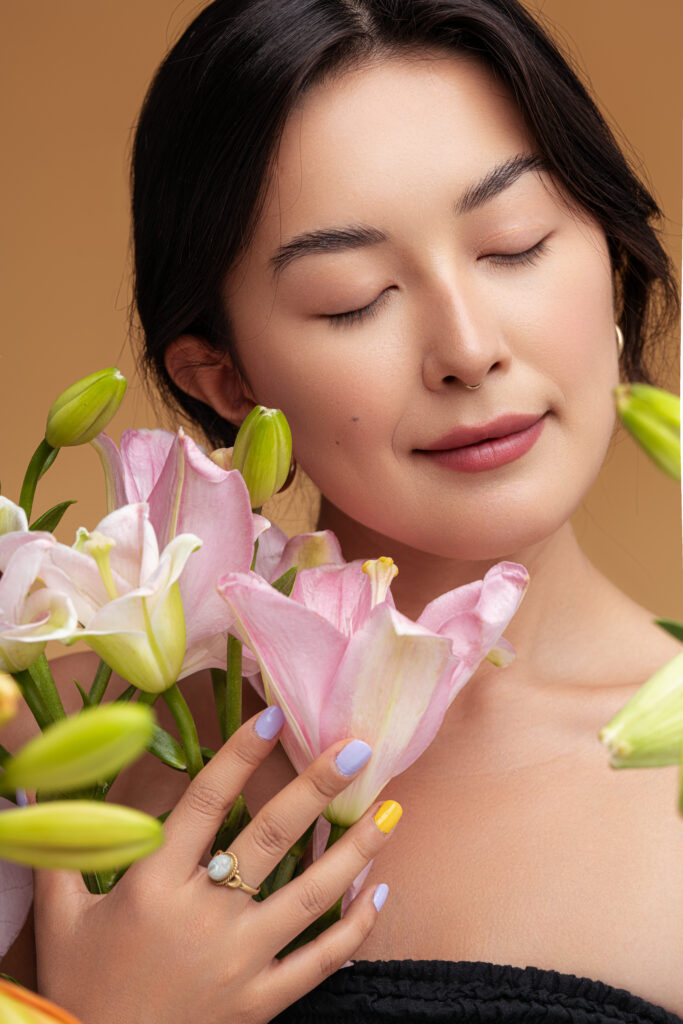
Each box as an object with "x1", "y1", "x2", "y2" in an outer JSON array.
[{"x1": 373, "y1": 800, "x2": 403, "y2": 834}]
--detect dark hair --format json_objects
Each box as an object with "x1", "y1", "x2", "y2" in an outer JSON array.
[{"x1": 131, "y1": 0, "x2": 679, "y2": 448}]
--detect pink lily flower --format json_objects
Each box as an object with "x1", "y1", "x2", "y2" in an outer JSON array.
[
  {"x1": 217, "y1": 558, "x2": 528, "y2": 825},
  {"x1": 0, "y1": 500, "x2": 78, "y2": 673},
  {"x1": 92, "y1": 428, "x2": 270, "y2": 676}
]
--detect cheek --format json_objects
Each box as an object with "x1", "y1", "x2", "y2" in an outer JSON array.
[
  {"x1": 242, "y1": 332, "x2": 394, "y2": 474},
  {"x1": 519, "y1": 232, "x2": 617, "y2": 409}
]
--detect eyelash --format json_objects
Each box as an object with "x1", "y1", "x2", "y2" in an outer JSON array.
[{"x1": 325, "y1": 239, "x2": 549, "y2": 328}]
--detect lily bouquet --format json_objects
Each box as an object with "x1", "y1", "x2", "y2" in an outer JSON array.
[
  {"x1": 1, "y1": 367, "x2": 680, "y2": 1004},
  {"x1": 0, "y1": 368, "x2": 530, "y2": 968}
]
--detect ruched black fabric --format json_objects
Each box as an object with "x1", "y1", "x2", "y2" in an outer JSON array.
[{"x1": 273, "y1": 960, "x2": 683, "y2": 1023}]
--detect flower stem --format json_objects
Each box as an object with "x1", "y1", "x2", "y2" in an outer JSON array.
[
  {"x1": 225, "y1": 635, "x2": 243, "y2": 741},
  {"x1": 13, "y1": 670, "x2": 53, "y2": 730},
  {"x1": 162, "y1": 684, "x2": 203, "y2": 779},
  {"x1": 88, "y1": 659, "x2": 113, "y2": 704},
  {"x1": 19, "y1": 439, "x2": 58, "y2": 519},
  {"x1": 136, "y1": 690, "x2": 158, "y2": 706},
  {"x1": 28, "y1": 654, "x2": 66, "y2": 721},
  {"x1": 211, "y1": 668, "x2": 227, "y2": 743}
]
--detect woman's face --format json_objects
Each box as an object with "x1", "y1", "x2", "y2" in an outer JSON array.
[{"x1": 223, "y1": 52, "x2": 618, "y2": 560}]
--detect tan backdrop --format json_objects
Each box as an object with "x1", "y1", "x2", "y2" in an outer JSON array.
[{"x1": 1, "y1": 0, "x2": 681, "y2": 623}]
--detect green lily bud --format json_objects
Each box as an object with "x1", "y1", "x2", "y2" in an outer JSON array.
[
  {"x1": 0, "y1": 800, "x2": 163, "y2": 869},
  {"x1": 0, "y1": 703, "x2": 155, "y2": 795},
  {"x1": 598, "y1": 651, "x2": 683, "y2": 768},
  {"x1": 615, "y1": 382, "x2": 680, "y2": 481},
  {"x1": 45, "y1": 368, "x2": 127, "y2": 448},
  {"x1": 0, "y1": 671, "x2": 20, "y2": 726},
  {"x1": 231, "y1": 406, "x2": 293, "y2": 508}
]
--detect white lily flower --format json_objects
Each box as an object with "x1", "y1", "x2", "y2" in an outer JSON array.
[
  {"x1": 0, "y1": 536, "x2": 77, "y2": 673},
  {"x1": 41, "y1": 503, "x2": 201, "y2": 693}
]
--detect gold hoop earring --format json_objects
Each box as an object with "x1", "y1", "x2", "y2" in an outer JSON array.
[{"x1": 615, "y1": 324, "x2": 624, "y2": 358}]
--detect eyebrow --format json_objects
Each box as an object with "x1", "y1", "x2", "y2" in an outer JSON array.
[{"x1": 269, "y1": 152, "x2": 547, "y2": 277}]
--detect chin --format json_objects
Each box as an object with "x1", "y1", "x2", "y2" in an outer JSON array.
[
  {"x1": 406, "y1": 518, "x2": 564, "y2": 563},
  {"x1": 357, "y1": 485, "x2": 580, "y2": 563}
]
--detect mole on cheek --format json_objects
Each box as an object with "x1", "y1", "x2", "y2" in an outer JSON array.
[
  {"x1": 335, "y1": 440, "x2": 340, "y2": 446},
  {"x1": 351, "y1": 416, "x2": 359, "y2": 422}
]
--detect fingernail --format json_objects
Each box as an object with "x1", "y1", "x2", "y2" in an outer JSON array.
[
  {"x1": 255, "y1": 705, "x2": 285, "y2": 740},
  {"x1": 373, "y1": 800, "x2": 402, "y2": 835},
  {"x1": 373, "y1": 883, "x2": 389, "y2": 912},
  {"x1": 335, "y1": 739, "x2": 372, "y2": 777}
]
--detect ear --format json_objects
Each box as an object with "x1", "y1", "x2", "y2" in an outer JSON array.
[{"x1": 164, "y1": 335, "x2": 256, "y2": 426}]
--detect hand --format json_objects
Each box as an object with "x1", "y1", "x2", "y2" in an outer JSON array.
[{"x1": 33, "y1": 707, "x2": 401, "y2": 1024}]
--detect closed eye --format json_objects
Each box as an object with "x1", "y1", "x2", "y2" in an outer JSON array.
[
  {"x1": 325, "y1": 239, "x2": 548, "y2": 327},
  {"x1": 326, "y1": 287, "x2": 394, "y2": 328},
  {"x1": 484, "y1": 238, "x2": 549, "y2": 267}
]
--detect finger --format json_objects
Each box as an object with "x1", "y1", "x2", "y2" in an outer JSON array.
[
  {"x1": 33, "y1": 867, "x2": 90, "y2": 930},
  {"x1": 160, "y1": 705, "x2": 285, "y2": 879},
  {"x1": 259, "y1": 882, "x2": 389, "y2": 1020},
  {"x1": 227, "y1": 738, "x2": 373, "y2": 886},
  {"x1": 258, "y1": 799, "x2": 402, "y2": 955}
]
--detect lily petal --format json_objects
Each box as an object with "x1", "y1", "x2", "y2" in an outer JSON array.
[
  {"x1": 0, "y1": 498, "x2": 28, "y2": 536},
  {"x1": 291, "y1": 561, "x2": 393, "y2": 636},
  {"x1": 0, "y1": 799, "x2": 33, "y2": 959},
  {"x1": 217, "y1": 571, "x2": 348, "y2": 767},
  {"x1": 321, "y1": 604, "x2": 455, "y2": 825}
]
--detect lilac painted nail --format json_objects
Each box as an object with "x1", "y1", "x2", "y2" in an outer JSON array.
[
  {"x1": 335, "y1": 739, "x2": 372, "y2": 777},
  {"x1": 373, "y1": 883, "x2": 389, "y2": 912},
  {"x1": 255, "y1": 705, "x2": 285, "y2": 740}
]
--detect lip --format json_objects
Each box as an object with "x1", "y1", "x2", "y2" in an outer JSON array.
[
  {"x1": 419, "y1": 413, "x2": 545, "y2": 451},
  {"x1": 415, "y1": 412, "x2": 547, "y2": 473}
]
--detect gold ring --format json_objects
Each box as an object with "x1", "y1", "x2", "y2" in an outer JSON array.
[
  {"x1": 207, "y1": 850, "x2": 260, "y2": 895},
  {"x1": 464, "y1": 382, "x2": 482, "y2": 390}
]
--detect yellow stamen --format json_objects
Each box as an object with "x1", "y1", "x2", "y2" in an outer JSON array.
[
  {"x1": 75, "y1": 529, "x2": 119, "y2": 601},
  {"x1": 362, "y1": 556, "x2": 399, "y2": 608}
]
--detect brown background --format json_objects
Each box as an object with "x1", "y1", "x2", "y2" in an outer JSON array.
[{"x1": 1, "y1": 0, "x2": 681, "y2": 622}]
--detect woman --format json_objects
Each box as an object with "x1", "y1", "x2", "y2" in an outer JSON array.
[{"x1": 8, "y1": 0, "x2": 683, "y2": 1020}]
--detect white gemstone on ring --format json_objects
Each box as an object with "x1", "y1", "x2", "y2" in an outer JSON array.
[{"x1": 207, "y1": 852, "x2": 234, "y2": 882}]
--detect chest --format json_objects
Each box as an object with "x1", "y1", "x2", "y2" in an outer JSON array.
[{"x1": 354, "y1": 749, "x2": 683, "y2": 1015}]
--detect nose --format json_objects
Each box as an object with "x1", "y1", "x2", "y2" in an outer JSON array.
[{"x1": 420, "y1": 274, "x2": 508, "y2": 391}]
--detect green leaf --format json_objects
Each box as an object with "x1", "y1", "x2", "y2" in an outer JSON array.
[
  {"x1": 18, "y1": 439, "x2": 57, "y2": 519},
  {"x1": 73, "y1": 679, "x2": 92, "y2": 707},
  {"x1": 29, "y1": 499, "x2": 76, "y2": 532},
  {"x1": 148, "y1": 726, "x2": 188, "y2": 771},
  {"x1": 89, "y1": 659, "x2": 113, "y2": 704},
  {"x1": 655, "y1": 618, "x2": 683, "y2": 644},
  {"x1": 38, "y1": 445, "x2": 59, "y2": 479},
  {"x1": 271, "y1": 565, "x2": 297, "y2": 597},
  {"x1": 116, "y1": 684, "x2": 137, "y2": 702}
]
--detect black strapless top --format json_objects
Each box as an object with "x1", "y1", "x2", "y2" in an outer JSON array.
[{"x1": 273, "y1": 960, "x2": 682, "y2": 1022}]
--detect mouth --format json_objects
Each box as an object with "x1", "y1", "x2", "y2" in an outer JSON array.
[{"x1": 415, "y1": 412, "x2": 548, "y2": 473}]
